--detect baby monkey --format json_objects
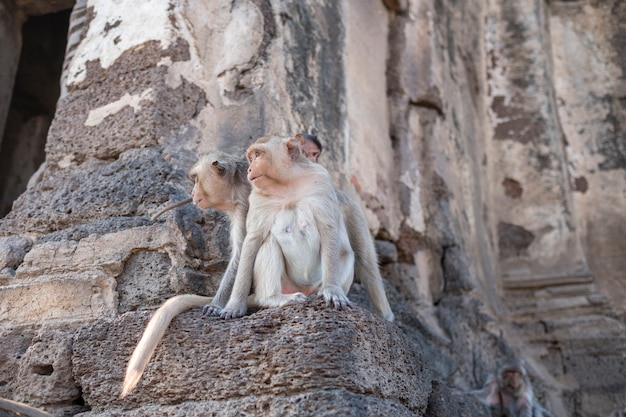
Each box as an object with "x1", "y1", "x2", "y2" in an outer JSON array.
[{"x1": 476, "y1": 358, "x2": 554, "y2": 417}]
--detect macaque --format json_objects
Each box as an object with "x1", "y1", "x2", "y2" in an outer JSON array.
[
  {"x1": 151, "y1": 146, "x2": 393, "y2": 321},
  {"x1": 299, "y1": 133, "x2": 323, "y2": 162},
  {"x1": 122, "y1": 139, "x2": 394, "y2": 397},
  {"x1": 150, "y1": 151, "x2": 250, "y2": 313},
  {"x1": 0, "y1": 397, "x2": 51, "y2": 417},
  {"x1": 121, "y1": 151, "x2": 249, "y2": 398},
  {"x1": 220, "y1": 135, "x2": 355, "y2": 318},
  {"x1": 476, "y1": 359, "x2": 554, "y2": 417}
]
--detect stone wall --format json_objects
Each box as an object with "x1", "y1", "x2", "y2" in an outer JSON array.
[{"x1": 0, "y1": 0, "x2": 624, "y2": 416}]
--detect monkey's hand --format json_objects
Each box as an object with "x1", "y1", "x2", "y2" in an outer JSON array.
[
  {"x1": 317, "y1": 285, "x2": 351, "y2": 310},
  {"x1": 202, "y1": 304, "x2": 222, "y2": 316}
]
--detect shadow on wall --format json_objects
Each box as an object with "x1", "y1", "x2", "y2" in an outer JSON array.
[{"x1": 0, "y1": 9, "x2": 70, "y2": 217}]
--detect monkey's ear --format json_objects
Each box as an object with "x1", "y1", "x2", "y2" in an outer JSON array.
[
  {"x1": 212, "y1": 160, "x2": 227, "y2": 176},
  {"x1": 286, "y1": 137, "x2": 302, "y2": 161},
  {"x1": 294, "y1": 134, "x2": 305, "y2": 145}
]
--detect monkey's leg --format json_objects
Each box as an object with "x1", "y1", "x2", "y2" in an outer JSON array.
[
  {"x1": 120, "y1": 294, "x2": 211, "y2": 398},
  {"x1": 253, "y1": 238, "x2": 309, "y2": 308}
]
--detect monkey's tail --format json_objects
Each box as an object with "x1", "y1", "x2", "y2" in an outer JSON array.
[
  {"x1": 120, "y1": 294, "x2": 212, "y2": 398},
  {"x1": 150, "y1": 197, "x2": 192, "y2": 221},
  {"x1": 0, "y1": 397, "x2": 51, "y2": 417}
]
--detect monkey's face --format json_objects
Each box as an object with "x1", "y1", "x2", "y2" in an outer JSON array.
[
  {"x1": 502, "y1": 368, "x2": 524, "y2": 394},
  {"x1": 246, "y1": 146, "x2": 269, "y2": 186},
  {"x1": 302, "y1": 140, "x2": 321, "y2": 163},
  {"x1": 189, "y1": 157, "x2": 228, "y2": 210},
  {"x1": 191, "y1": 174, "x2": 210, "y2": 209}
]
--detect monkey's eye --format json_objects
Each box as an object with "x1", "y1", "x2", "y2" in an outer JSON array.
[{"x1": 247, "y1": 149, "x2": 261, "y2": 163}]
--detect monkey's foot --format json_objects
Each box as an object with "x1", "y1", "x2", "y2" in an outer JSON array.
[
  {"x1": 202, "y1": 304, "x2": 222, "y2": 316},
  {"x1": 317, "y1": 286, "x2": 352, "y2": 310},
  {"x1": 284, "y1": 292, "x2": 309, "y2": 305},
  {"x1": 220, "y1": 302, "x2": 247, "y2": 319}
]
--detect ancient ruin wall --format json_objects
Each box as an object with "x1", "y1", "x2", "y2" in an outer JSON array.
[{"x1": 0, "y1": 0, "x2": 624, "y2": 416}]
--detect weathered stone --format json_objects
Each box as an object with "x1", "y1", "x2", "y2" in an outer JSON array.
[
  {"x1": 425, "y1": 380, "x2": 490, "y2": 417},
  {"x1": 0, "y1": 270, "x2": 117, "y2": 327},
  {"x1": 73, "y1": 300, "x2": 431, "y2": 415},
  {"x1": 116, "y1": 251, "x2": 175, "y2": 314},
  {"x1": 0, "y1": 0, "x2": 624, "y2": 415},
  {"x1": 374, "y1": 239, "x2": 398, "y2": 265},
  {"x1": 0, "y1": 148, "x2": 184, "y2": 236},
  {"x1": 16, "y1": 0, "x2": 74, "y2": 16},
  {"x1": 14, "y1": 330, "x2": 82, "y2": 412},
  {"x1": 76, "y1": 390, "x2": 418, "y2": 417},
  {"x1": 0, "y1": 329, "x2": 34, "y2": 398},
  {"x1": 0, "y1": 237, "x2": 32, "y2": 270}
]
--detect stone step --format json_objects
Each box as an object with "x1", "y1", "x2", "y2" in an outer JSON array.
[
  {"x1": 509, "y1": 314, "x2": 624, "y2": 343},
  {"x1": 502, "y1": 273, "x2": 593, "y2": 290},
  {"x1": 504, "y1": 292, "x2": 611, "y2": 323}
]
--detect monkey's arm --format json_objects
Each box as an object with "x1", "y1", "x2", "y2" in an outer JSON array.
[
  {"x1": 203, "y1": 253, "x2": 238, "y2": 315},
  {"x1": 0, "y1": 397, "x2": 51, "y2": 417},
  {"x1": 313, "y1": 190, "x2": 352, "y2": 310},
  {"x1": 150, "y1": 197, "x2": 193, "y2": 221},
  {"x1": 203, "y1": 204, "x2": 247, "y2": 315},
  {"x1": 120, "y1": 294, "x2": 212, "y2": 398},
  {"x1": 220, "y1": 230, "x2": 263, "y2": 319}
]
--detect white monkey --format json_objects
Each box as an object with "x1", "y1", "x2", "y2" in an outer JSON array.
[{"x1": 219, "y1": 135, "x2": 355, "y2": 318}]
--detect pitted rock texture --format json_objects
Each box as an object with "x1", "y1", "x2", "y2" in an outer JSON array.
[
  {"x1": 0, "y1": 0, "x2": 624, "y2": 415},
  {"x1": 0, "y1": 148, "x2": 188, "y2": 237},
  {"x1": 73, "y1": 300, "x2": 430, "y2": 415}
]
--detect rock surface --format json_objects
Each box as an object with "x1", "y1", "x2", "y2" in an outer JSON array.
[
  {"x1": 0, "y1": 0, "x2": 624, "y2": 416},
  {"x1": 73, "y1": 300, "x2": 431, "y2": 416}
]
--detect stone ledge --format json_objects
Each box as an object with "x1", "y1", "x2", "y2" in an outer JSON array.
[
  {"x1": 72, "y1": 299, "x2": 431, "y2": 415},
  {"x1": 0, "y1": 270, "x2": 117, "y2": 327},
  {"x1": 75, "y1": 389, "x2": 417, "y2": 417}
]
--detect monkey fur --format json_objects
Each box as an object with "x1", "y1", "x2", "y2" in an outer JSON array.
[
  {"x1": 476, "y1": 358, "x2": 554, "y2": 417},
  {"x1": 219, "y1": 135, "x2": 355, "y2": 318},
  {"x1": 121, "y1": 151, "x2": 250, "y2": 398},
  {"x1": 122, "y1": 140, "x2": 394, "y2": 397}
]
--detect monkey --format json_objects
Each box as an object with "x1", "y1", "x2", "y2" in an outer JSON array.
[
  {"x1": 150, "y1": 151, "x2": 251, "y2": 314},
  {"x1": 122, "y1": 141, "x2": 394, "y2": 397},
  {"x1": 219, "y1": 135, "x2": 354, "y2": 318},
  {"x1": 475, "y1": 358, "x2": 555, "y2": 417},
  {"x1": 151, "y1": 148, "x2": 393, "y2": 321},
  {"x1": 299, "y1": 133, "x2": 323, "y2": 162},
  {"x1": 121, "y1": 151, "x2": 250, "y2": 398},
  {"x1": 215, "y1": 135, "x2": 347, "y2": 315},
  {"x1": 0, "y1": 397, "x2": 51, "y2": 417}
]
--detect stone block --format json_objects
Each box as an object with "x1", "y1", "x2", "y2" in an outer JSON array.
[{"x1": 73, "y1": 299, "x2": 431, "y2": 415}]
